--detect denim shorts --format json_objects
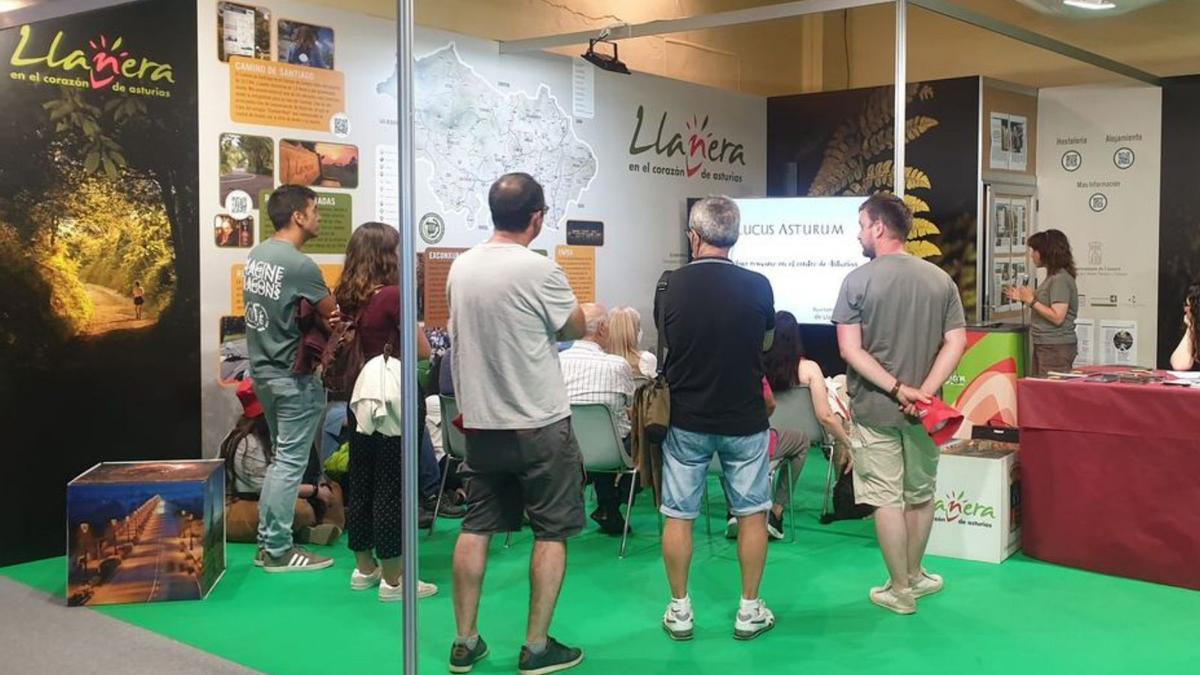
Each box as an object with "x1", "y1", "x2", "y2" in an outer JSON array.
[{"x1": 660, "y1": 427, "x2": 771, "y2": 520}]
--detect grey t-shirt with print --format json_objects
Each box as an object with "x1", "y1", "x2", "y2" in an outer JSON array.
[
  {"x1": 1031, "y1": 270, "x2": 1078, "y2": 345},
  {"x1": 832, "y1": 254, "x2": 966, "y2": 427},
  {"x1": 243, "y1": 239, "x2": 329, "y2": 381}
]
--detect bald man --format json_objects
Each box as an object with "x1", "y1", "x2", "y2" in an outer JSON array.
[{"x1": 559, "y1": 303, "x2": 638, "y2": 534}]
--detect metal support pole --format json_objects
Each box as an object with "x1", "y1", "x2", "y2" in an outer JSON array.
[
  {"x1": 894, "y1": 0, "x2": 906, "y2": 198},
  {"x1": 396, "y1": 0, "x2": 419, "y2": 673}
]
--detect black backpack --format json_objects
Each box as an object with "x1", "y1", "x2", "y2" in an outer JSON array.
[{"x1": 820, "y1": 471, "x2": 875, "y2": 524}]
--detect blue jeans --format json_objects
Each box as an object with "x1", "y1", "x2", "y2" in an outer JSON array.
[
  {"x1": 419, "y1": 425, "x2": 441, "y2": 497},
  {"x1": 320, "y1": 401, "x2": 348, "y2": 463},
  {"x1": 254, "y1": 375, "x2": 326, "y2": 557},
  {"x1": 660, "y1": 427, "x2": 771, "y2": 520}
]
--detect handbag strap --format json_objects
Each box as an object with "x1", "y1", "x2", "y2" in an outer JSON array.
[{"x1": 653, "y1": 270, "x2": 672, "y2": 374}]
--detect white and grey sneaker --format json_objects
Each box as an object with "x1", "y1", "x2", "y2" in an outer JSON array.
[
  {"x1": 662, "y1": 599, "x2": 694, "y2": 641},
  {"x1": 910, "y1": 570, "x2": 944, "y2": 599},
  {"x1": 733, "y1": 599, "x2": 775, "y2": 640},
  {"x1": 724, "y1": 517, "x2": 739, "y2": 539},
  {"x1": 351, "y1": 565, "x2": 382, "y2": 591},
  {"x1": 261, "y1": 546, "x2": 334, "y2": 573},
  {"x1": 869, "y1": 582, "x2": 916, "y2": 615},
  {"x1": 379, "y1": 577, "x2": 439, "y2": 602}
]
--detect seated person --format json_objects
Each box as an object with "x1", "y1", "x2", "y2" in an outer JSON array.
[
  {"x1": 1170, "y1": 282, "x2": 1200, "y2": 371},
  {"x1": 725, "y1": 311, "x2": 855, "y2": 540},
  {"x1": 559, "y1": 303, "x2": 637, "y2": 535},
  {"x1": 223, "y1": 379, "x2": 345, "y2": 545},
  {"x1": 608, "y1": 305, "x2": 658, "y2": 380}
]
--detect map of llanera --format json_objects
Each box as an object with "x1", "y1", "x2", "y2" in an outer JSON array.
[{"x1": 394, "y1": 44, "x2": 598, "y2": 229}]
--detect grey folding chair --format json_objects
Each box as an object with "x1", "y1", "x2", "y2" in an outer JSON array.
[
  {"x1": 770, "y1": 387, "x2": 837, "y2": 521},
  {"x1": 571, "y1": 403, "x2": 639, "y2": 558}
]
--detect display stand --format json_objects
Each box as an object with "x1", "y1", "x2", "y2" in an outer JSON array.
[
  {"x1": 942, "y1": 324, "x2": 1027, "y2": 440},
  {"x1": 927, "y1": 441, "x2": 1020, "y2": 564},
  {"x1": 66, "y1": 461, "x2": 226, "y2": 607}
]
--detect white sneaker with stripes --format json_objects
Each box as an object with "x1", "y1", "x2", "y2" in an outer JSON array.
[{"x1": 262, "y1": 546, "x2": 334, "y2": 573}]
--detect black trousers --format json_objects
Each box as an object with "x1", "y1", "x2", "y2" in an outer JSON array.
[{"x1": 347, "y1": 431, "x2": 403, "y2": 559}]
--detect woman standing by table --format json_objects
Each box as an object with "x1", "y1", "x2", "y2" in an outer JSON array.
[{"x1": 1006, "y1": 229, "x2": 1079, "y2": 377}]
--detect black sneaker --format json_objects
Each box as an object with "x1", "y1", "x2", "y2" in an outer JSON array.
[
  {"x1": 767, "y1": 511, "x2": 785, "y2": 541},
  {"x1": 518, "y1": 637, "x2": 583, "y2": 675},
  {"x1": 448, "y1": 636, "x2": 489, "y2": 673},
  {"x1": 423, "y1": 492, "x2": 466, "y2": 519},
  {"x1": 590, "y1": 508, "x2": 631, "y2": 536}
]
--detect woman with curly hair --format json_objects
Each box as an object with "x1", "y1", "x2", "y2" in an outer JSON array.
[
  {"x1": 1006, "y1": 229, "x2": 1079, "y2": 377},
  {"x1": 335, "y1": 222, "x2": 435, "y2": 602}
]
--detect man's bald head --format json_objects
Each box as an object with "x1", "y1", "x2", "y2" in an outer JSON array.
[
  {"x1": 581, "y1": 303, "x2": 609, "y2": 341},
  {"x1": 489, "y1": 172, "x2": 546, "y2": 232}
]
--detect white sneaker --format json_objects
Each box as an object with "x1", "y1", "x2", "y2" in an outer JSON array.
[
  {"x1": 869, "y1": 583, "x2": 916, "y2": 615},
  {"x1": 351, "y1": 566, "x2": 382, "y2": 591},
  {"x1": 379, "y1": 577, "x2": 439, "y2": 602},
  {"x1": 733, "y1": 599, "x2": 775, "y2": 640},
  {"x1": 724, "y1": 517, "x2": 739, "y2": 539},
  {"x1": 910, "y1": 570, "x2": 944, "y2": 599},
  {"x1": 662, "y1": 599, "x2": 694, "y2": 641}
]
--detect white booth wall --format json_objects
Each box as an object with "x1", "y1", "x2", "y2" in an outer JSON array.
[{"x1": 197, "y1": 0, "x2": 765, "y2": 456}]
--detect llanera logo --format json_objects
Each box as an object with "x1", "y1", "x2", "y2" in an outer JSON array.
[
  {"x1": 935, "y1": 491, "x2": 996, "y2": 526},
  {"x1": 9, "y1": 25, "x2": 174, "y2": 92},
  {"x1": 628, "y1": 105, "x2": 746, "y2": 183}
]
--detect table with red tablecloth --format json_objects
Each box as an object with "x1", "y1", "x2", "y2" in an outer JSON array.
[{"x1": 1018, "y1": 376, "x2": 1200, "y2": 589}]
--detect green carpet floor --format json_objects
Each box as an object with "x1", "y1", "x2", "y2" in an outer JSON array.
[{"x1": 4, "y1": 453, "x2": 1198, "y2": 674}]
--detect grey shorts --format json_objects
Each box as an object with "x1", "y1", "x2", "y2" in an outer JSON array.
[{"x1": 459, "y1": 417, "x2": 585, "y2": 541}]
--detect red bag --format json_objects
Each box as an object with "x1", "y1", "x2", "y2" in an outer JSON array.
[{"x1": 913, "y1": 398, "x2": 964, "y2": 446}]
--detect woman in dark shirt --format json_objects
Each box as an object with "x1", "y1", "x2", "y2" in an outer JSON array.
[{"x1": 335, "y1": 222, "x2": 435, "y2": 601}]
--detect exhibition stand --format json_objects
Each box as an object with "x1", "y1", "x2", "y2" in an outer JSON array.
[{"x1": 2, "y1": 0, "x2": 1199, "y2": 673}]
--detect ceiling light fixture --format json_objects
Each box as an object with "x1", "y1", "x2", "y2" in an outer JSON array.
[
  {"x1": 1062, "y1": 0, "x2": 1118, "y2": 9},
  {"x1": 581, "y1": 28, "x2": 630, "y2": 75}
]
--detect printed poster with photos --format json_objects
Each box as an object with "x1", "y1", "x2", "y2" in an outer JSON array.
[
  {"x1": 991, "y1": 194, "x2": 1032, "y2": 314},
  {"x1": 990, "y1": 112, "x2": 1028, "y2": 172},
  {"x1": 201, "y1": 0, "x2": 384, "y2": 424}
]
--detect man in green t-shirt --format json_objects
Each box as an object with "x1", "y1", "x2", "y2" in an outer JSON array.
[{"x1": 243, "y1": 185, "x2": 338, "y2": 572}]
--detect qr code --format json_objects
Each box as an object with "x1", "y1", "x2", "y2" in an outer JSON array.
[
  {"x1": 333, "y1": 116, "x2": 349, "y2": 136},
  {"x1": 230, "y1": 195, "x2": 248, "y2": 213}
]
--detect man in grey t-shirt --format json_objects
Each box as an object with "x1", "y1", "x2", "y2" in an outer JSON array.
[
  {"x1": 446, "y1": 173, "x2": 587, "y2": 675},
  {"x1": 244, "y1": 185, "x2": 337, "y2": 573},
  {"x1": 832, "y1": 193, "x2": 966, "y2": 615}
]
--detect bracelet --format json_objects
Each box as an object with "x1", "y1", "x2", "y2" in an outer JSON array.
[{"x1": 889, "y1": 380, "x2": 902, "y2": 398}]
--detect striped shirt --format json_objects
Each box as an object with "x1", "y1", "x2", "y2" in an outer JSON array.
[{"x1": 559, "y1": 340, "x2": 636, "y2": 438}]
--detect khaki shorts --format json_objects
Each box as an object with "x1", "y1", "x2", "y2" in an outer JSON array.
[{"x1": 849, "y1": 422, "x2": 939, "y2": 507}]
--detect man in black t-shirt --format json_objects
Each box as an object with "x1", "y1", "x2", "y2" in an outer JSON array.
[{"x1": 657, "y1": 196, "x2": 777, "y2": 642}]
